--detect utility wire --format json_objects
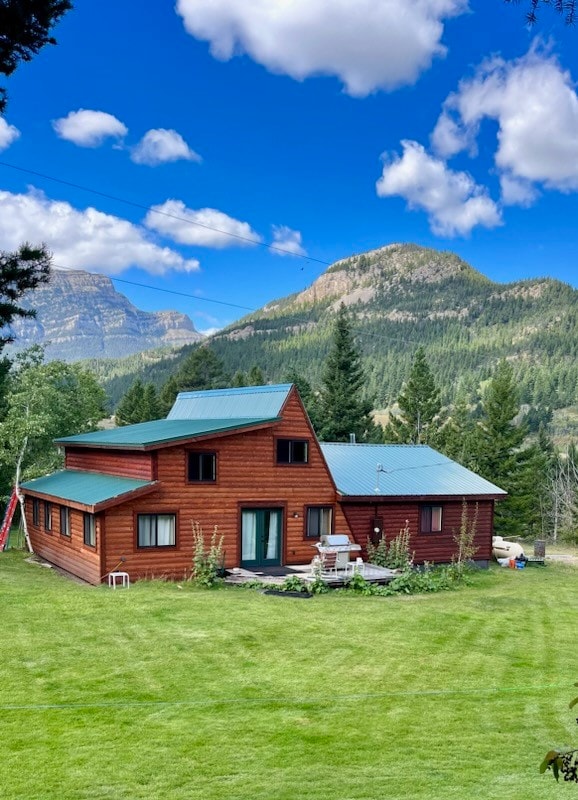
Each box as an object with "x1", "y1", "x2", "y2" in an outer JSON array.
[{"x1": 0, "y1": 160, "x2": 331, "y2": 264}]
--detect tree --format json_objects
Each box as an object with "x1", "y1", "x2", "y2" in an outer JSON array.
[
  {"x1": 284, "y1": 368, "x2": 323, "y2": 433},
  {"x1": 505, "y1": 0, "x2": 576, "y2": 25},
  {"x1": 158, "y1": 375, "x2": 179, "y2": 417},
  {"x1": 318, "y1": 304, "x2": 378, "y2": 442},
  {"x1": 115, "y1": 380, "x2": 160, "y2": 426},
  {"x1": 441, "y1": 387, "x2": 478, "y2": 468},
  {"x1": 0, "y1": 351, "x2": 105, "y2": 539},
  {"x1": 0, "y1": 244, "x2": 51, "y2": 350},
  {"x1": 384, "y1": 347, "x2": 444, "y2": 445},
  {"x1": 248, "y1": 365, "x2": 265, "y2": 386},
  {"x1": 0, "y1": 0, "x2": 72, "y2": 113},
  {"x1": 174, "y1": 346, "x2": 228, "y2": 393}
]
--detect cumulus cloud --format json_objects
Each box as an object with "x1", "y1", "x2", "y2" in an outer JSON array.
[
  {"x1": 271, "y1": 225, "x2": 306, "y2": 256},
  {"x1": 0, "y1": 189, "x2": 199, "y2": 274},
  {"x1": 131, "y1": 128, "x2": 202, "y2": 166},
  {"x1": 432, "y1": 46, "x2": 578, "y2": 199},
  {"x1": 376, "y1": 140, "x2": 501, "y2": 237},
  {"x1": 175, "y1": 0, "x2": 467, "y2": 96},
  {"x1": 52, "y1": 109, "x2": 128, "y2": 147},
  {"x1": 0, "y1": 118, "x2": 20, "y2": 150},
  {"x1": 144, "y1": 199, "x2": 261, "y2": 248}
]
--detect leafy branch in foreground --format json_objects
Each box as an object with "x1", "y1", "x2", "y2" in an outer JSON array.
[{"x1": 540, "y1": 684, "x2": 578, "y2": 782}]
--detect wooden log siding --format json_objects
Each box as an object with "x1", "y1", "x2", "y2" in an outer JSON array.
[
  {"x1": 99, "y1": 392, "x2": 350, "y2": 582},
  {"x1": 26, "y1": 501, "x2": 102, "y2": 584},
  {"x1": 341, "y1": 499, "x2": 495, "y2": 564},
  {"x1": 65, "y1": 448, "x2": 155, "y2": 480}
]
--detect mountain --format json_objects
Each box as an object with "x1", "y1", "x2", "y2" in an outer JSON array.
[
  {"x1": 6, "y1": 269, "x2": 204, "y2": 361},
  {"x1": 83, "y1": 243, "x2": 578, "y2": 426}
]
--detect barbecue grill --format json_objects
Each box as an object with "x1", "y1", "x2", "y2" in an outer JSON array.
[{"x1": 315, "y1": 533, "x2": 361, "y2": 569}]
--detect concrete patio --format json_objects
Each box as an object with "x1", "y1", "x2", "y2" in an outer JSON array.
[{"x1": 224, "y1": 562, "x2": 399, "y2": 587}]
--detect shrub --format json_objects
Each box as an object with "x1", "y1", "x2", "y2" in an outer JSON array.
[
  {"x1": 367, "y1": 521, "x2": 414, "y2": 570},
  {"x1": 191, "y1": 521, "x2": 224, "y2": 588}
]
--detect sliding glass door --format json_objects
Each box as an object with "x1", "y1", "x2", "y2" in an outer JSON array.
[{"x1": 241, "y1": 508, "x2": 282, "y2": 568}]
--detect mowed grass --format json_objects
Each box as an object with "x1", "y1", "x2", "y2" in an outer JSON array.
[{"x1": 0, "y1": 554, "x2": 576, "y2": 800}]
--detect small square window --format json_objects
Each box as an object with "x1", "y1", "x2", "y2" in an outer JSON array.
[
  {"x1": 421, "y1": 505, "x2": 442, "y2": 534},
  {"x1": 306, "y1": 507, "x2": 333, "y2": 538},
  {"x1": 277, "y1": 439, "x2": 309, "y2": 464},
  {"x1": 188, "y1": 452, "x2": 216, "y2": 482}
]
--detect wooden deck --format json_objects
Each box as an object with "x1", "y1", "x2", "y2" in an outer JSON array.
[{"x1": 225, "y1": 563, "x2": 398, "y2": 587}]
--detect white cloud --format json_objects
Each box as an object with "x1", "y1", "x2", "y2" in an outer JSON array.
[
  {"x1": 0, "y1": 118, "x2": 20, "y2": 150},
  {"x1": 131, "y1": 128, "x2": 202, "y2": 166},
  {"x1": 175, "y1": 0, "x2": 467, "y2": 96},
  {"x1": 52, "y1": 109, "x2": 128, "y2": 147},
  {"x1": 433, "y1": 46, "x2": 578, "y2": 199},
  {"x1": 0, "y1": 189, "x2": 199, "y2": 274},
  {"x1": 376, "y1": 140, "x2": 501, "y2": 236},
  {"x1": 144, "y1": 199, "x2": 261, "y2": 248},
  {"x1": 271, "y1": 225, "x2": 306, "y2": 257}
]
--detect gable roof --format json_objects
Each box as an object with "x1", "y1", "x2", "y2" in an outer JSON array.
[
  {"x1": 320, "y1": 443, "x2": 506, "y2": 498},
  {"x1": 168, "y1": 384, "x2": 293, "y2": 420},
  {"x1": 55, "y1": 417, "x2": 280, "y2": 450},
  {"x1": 20, "y1": 470, "x2": 158, "y2": 511}
]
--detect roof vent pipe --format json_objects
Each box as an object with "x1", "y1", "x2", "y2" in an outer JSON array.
[{"x1": 349, "y1": 433, "x2": 356, "y2": 444}]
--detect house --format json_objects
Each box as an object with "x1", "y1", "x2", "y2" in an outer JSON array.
[
  {"x1": 20, "y1": 384, "x2": 505, "y2": 584},
  {"x1": 320, "y1": 443, "x2": 506, "y2": 566}
]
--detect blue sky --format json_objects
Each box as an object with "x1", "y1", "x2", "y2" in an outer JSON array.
[{"x1": 0, "y1": 1, "x2": 577, "y2": 333}]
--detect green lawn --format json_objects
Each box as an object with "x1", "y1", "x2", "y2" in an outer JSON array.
[{"x1": 0, "y1": 553, "x2": 576, "y2": 800}]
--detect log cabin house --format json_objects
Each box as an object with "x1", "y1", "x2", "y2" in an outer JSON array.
[{"x1": 20, "y1": 384, "x2": 505, "y2": 584}]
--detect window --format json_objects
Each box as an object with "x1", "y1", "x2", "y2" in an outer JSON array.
[
  {"x1": 277, "y1": 439, "x2": 309, "y2": 464},
  {"x1": 421, "y1": 505, "x2": 442, "y2": 533},
  {"x1": 306, "y1": 506, "x2": 333, "y2": 538},
  {"x1": 137, "y1": 514, "x2": 176, "y2": 548},
  {"x1": 60, "y1": 506, "x2": 71, "y2": 538},
  {"x1": 187, "y1": 452, "x2": 216, "y2": 482},
  {"x1": 32, "y1": 498, "x2": 40, "y2": 527},
  {"x1": 43, "y1": 502, "x2": 52, "y2": 532},
  {"x1": 83, "y1": 513, "x2": 96, "y2": 547}
]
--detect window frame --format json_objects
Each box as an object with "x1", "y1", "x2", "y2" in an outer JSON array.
[
  {"x1": 276, "y1": 438, "x2": 309, "y2": 465},
  {"x1": 420, "y1": 505, "x2": 443, "y2": 534},
  {"x1": 305, "y1": 505, "x2": 334, "y2": 539},
  {"x1": 83, "y1": 513, "x2": 96, "y2": 548},
  {"x1": 60, "y1": 506, "x2": 71, "y2": 538},
  {"x1": 43, "y1": 501, "x2": 52, "y2": 532},
  {"x1": 136, "y1": 513, "x2": 177, "y2": 549},
  {"x1": 187, "y1": 451, "x2": 217, "y2": 483},
  {"x1": 32, "y1": 498, "x2": 40, "y2": 527}
]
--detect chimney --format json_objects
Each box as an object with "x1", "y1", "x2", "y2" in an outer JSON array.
[{"x1": 349, "y1": 433, "x2": 356, "y2": 444}]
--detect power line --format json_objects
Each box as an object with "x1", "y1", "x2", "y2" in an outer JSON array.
[{"x1": 0, "y1": 160, "x2": 331, "y2": 264}]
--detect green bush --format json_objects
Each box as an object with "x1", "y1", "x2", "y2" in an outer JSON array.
[{"x1": 191, "y1": 521, "x2": 225, "y2": 588}]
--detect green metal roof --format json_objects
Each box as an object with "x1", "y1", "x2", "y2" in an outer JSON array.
[
  {"x1": 21, "y1": 470, "x2": 157, "y2": 509},
  {"x1": 55, "y1": 417, "x2": 279, "y2": 449},
  {"x1": 168, "y1": 384, "x2": 293, "y2": 420},
  {"x1": 320, "y1": 443, "x2": 507, "y2": 498}
]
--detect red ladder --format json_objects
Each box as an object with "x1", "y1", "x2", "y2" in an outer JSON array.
[{"x1": 0, "y1": 489, "x2": 18, "y2": 551}]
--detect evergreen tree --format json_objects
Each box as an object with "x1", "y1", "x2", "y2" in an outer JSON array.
[
  {"x1": 248, "y1": 365, "x2": 265, "y2": 385},
  {"x1": 474, "y1": 359, "x2": 532, "y2": 538},
  {"x1": 384, "y1": 347, "x2": 444, "y2": 445},
  {"x1": 115, "y1": 380, "x2": 146, "y2": 426},
  {"x1": 231, "y1": 370, "x2": 247, "y2": 387},
  {"x1": 441, "y1": 387, "x2": 478, "y2": 468},
  {"x1": 0, "y1": 244, "x2": 51, "y2": 350},
  {"x1": 318, "y1": 304, "x2": 377, "y2": 442},
  {"x1": 141, "y1": 383, "x2": 161, "y2": 421},
  {"x1": 158, "y1": 375, "x2": 179, "y2": 417},
  {"x1": 284, "y1": 368, "x2": 322, "y2": 433},
  {"x1": 175, "y1": 346, "x2": 228, "y2": 392}
]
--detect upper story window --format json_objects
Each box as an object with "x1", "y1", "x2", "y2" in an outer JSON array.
[
  {"x1": 306, "y1": 506, "x2": 333, "y2": 539},
  {"x1": 60, "y1": 506, "x2": 71, "y2": 538},
  {"x1": 420, "y1": 505, "x2": 443, "y2": 534},
  {"x1": 188, "y1": 452, "x2": 216, "y2": 482},
  {"x1": 277, "y1": 438, "x2": 309, "y2": 464},
  {"x1": 43, "y1": 502, "x2": 52, "y2": 532},
  {"x1": 137, "y1": 514, "x2": 176, "y2": 548},
  {"x1": 83, "y1": 513, "x2": 96, "y2": 547}
]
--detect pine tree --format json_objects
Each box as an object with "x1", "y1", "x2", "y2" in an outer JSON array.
[
  {"x1": 231, "y1": 370, "x2": 247, "y2": 387},
  {"x1": 248, "y1": 365, "x2": 265, "y2": 385},
  {"x1": 158, "y1": 375, "x2": 179, "y2": 417},
  {"x1": 441, "y1": 387, "x2": 478, "y2": 468},
  {"x1": 474, "y1": 359, "x2": 531, "y2": 538},
  {"x1": 284, "y1": 368, "x2": 322, "y2": 433},
  {"x1": 384, "y1": 347, "x2": 444, "y2": 445},
  {"x1": 115, "y1": 380, "x2": 145, "y2": 426},
  {"x1": 318, "y1": 304, "x2": 377, "y2": 442},
  {"x1": 141, "y1": 384, "x2": 161, "y2": 421},
  {"x1": 175, "y1": 346, "x2": 228, "y2": 392}
]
